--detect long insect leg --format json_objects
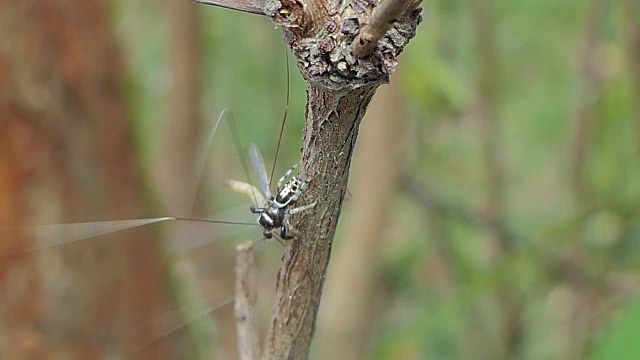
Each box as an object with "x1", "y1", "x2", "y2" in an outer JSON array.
[{"x1": 268, "y1": 45, "x2": 291, "y2": 189}]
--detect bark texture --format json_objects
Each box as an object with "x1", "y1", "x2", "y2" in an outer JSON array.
[
  {"x1": 192, "y1": 0, "x2": 421, "y2": 356},
  {"x1": 315, "y1": 78, "x2": 406, "y2": 359},
  {"x1": 264, "y1": 84, "x2": 376, "y2": 358},
  {"x1": 260, "y1": 0, "x2": 421, "y2": 357}
]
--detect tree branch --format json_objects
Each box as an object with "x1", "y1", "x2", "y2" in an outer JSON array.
[
  {"x1": 188, "y1": 0, "x2": 265, "y2": 15},
  {"x1": 192, "y1": 0, "x2": 421, "y2": 357},
  {"x1": 352, "y1": 0, "x2": 422, "y2": 58},
  {"x1": 235, "y1": 242, "x2": 260, "y2": 360},
  {"x1": 315, "y1": 79, "x2": 406, "y2": 359},
  {"x1": 263, "y1": 84, "x2": 377, "y2": 358},
  {"x1": 261, "y1": 1, "x2": 421, "y2": 358}
]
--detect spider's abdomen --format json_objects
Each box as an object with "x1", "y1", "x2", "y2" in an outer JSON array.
[{"x1": 275, "y1": 177, "x2": 303, "y2": 206}]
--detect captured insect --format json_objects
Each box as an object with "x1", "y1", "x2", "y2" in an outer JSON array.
[
  {"x1": 2, "y1": 47, "x2": 304, "y2": 357},
  {"x1": 227, "y1": 143, "x2": 316, "y2": 240}
]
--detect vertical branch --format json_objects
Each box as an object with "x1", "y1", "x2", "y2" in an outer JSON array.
[
  {"x1": 264, "y1": 84, "x2": 378, "y2": 358},
  {"x1": 189, "y1": 0, "x2": 423, "y2": 357},
  {"x1": 315, "y1": 79, "x2": 406, "y2": 359},
  {"x1": 235, "y1": 242, "x2": 261, "y2": 360},
  {"x1": 261, "y1": 0, "x2": 421, "y2": 356}
]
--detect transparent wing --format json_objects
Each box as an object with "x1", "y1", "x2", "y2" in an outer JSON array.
[{"x1": 249, "y1": 143, "x2": 271, "y2": 199}]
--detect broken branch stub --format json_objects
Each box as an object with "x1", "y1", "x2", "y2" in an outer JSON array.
[{"x1": 265, "y1": 0, "x2": 422, "y2": 91}]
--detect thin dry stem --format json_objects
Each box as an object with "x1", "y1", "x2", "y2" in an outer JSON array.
[
  {"x1": 188, "y1": 0, "x2": 265, "y2": 15},
  {"x1": 235, "y1": 241, "x2": 261, "y2": 360}
]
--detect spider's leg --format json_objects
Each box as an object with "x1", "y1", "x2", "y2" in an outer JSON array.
[
  {"x1": 300, "y1": 175, "x2": 313, "y2": 191},
  {"x1": 287, "y1": 202, "x2": 317, "y2": 215},
  {"x1": 280, "y1": 218, "x2": 295, "y2": 240},
  {"x1": 250, "y1": 206, "x2": 265, "y2": 214},
  {"x1": 277, "y1": 162, "x2": 300, "y2": 189}
]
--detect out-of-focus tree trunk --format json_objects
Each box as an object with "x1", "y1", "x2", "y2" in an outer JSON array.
[
  {"x1": 160, "y1": 0, "x2": 202, "y2": 215},
  {"x1": 158, "y1": 3, "x2": 239, "y2": 358},
  {"x1": 623, "y1": 0, "x2": 640, "y2": 148},
  {"x1": 563, "y1": 1, "x2": 607, "y2": 359},
  {"x1": 0, "y1": 109, "x2": 46, "y2": 358},
  {"x1": 314, "y1": 78, "x2": 406, "y2": 359},
  {"x1": 470, "y1": 0, "x2": 522, "y2": 358},
  {"x1": 569, "y1": 0, "x2": 606, "y2": 202},
  {"x1": 0, "y1": 1, "x2": 178, "y2": 358}
]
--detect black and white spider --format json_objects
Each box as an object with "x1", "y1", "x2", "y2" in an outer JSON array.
[{"x1": 227, "y1": 143, "x2": 316, "y2": 240}]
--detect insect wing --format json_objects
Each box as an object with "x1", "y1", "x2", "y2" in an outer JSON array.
[{"x1": 249, "y1": 143, "x2": 271, "y2": 199}]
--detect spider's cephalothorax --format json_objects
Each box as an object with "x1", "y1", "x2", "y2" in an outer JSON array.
[{"x1": 250, "y1": 163, "x2": 315, "y2": 240}]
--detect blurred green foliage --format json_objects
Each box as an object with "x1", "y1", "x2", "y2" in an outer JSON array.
[{"x1": 592, "y1": 295, "x2": 640, "y2": 360}]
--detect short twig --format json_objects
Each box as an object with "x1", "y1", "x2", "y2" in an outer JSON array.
[
  {"x1": 235, "y1": 241, "x2": 260, "y2": 360},
  {"x1": 352, "y1": 0, "x2": 422, "y2": 58}
]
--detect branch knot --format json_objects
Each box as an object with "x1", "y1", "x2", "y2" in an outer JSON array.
[{"x1": 268, "y1": 0, "x2": 422, "y2": 91}]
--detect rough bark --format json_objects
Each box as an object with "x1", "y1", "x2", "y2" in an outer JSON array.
[
  {"x1": 193, "y1": 0, "x2": 421, "y2": 356},
  {"x1": 264, "y1": 84, "x2": 376, "y2": 358},
  {"x1": 315, "y1": 78, "x2": 406, "y2": 359},
  {"x1": 265, "y1": 0, "x2": 421, "y2": 357}
]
